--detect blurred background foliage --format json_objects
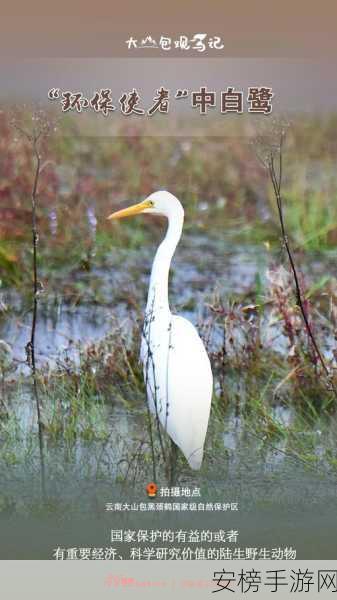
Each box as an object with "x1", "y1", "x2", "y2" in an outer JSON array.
[{"x1": 1, "y1": 110, "x2": 337, "y2": 292}]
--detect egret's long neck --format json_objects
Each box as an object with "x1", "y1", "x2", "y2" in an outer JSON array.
[{"x1": 146, "y1": 213, "x2": 183, "y2": 315}]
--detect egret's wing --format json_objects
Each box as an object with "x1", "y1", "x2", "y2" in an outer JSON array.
[{"x1": 166, "y1": 315, "x2": 213, "y2": 469}]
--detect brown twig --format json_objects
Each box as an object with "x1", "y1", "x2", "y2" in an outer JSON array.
[
  {"x1": 30, "y1": 134, "x2": 46, "y2": 498},
  {"x1": 12, "y1": 112, "x2": 51, "y2": 499},
  {"x1": 255, "y1": 123, "x2": 337, "y2": 398}
]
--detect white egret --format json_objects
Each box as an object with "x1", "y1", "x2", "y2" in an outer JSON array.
[{"x1": 108, "y1": 191, "x2": 213, "y2": 470}]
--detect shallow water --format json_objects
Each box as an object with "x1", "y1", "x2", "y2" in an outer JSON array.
[
  {"x1": 0, "y1": 233, "x2": 269, "y2": 368},
  {"x1": 1, "y1": 231, "x2": 337, "y2": 536}
]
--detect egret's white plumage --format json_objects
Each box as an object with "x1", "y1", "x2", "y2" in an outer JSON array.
[{"x1": 108, "y1": 191, "x2": 213, "y2": 469}]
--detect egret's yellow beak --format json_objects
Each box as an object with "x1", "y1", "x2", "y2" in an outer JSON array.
[{"x1": 107, "y1": 199, "x2": 152, "y2": 220}]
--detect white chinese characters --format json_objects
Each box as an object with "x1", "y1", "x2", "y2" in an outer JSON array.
[{"x1": 125, "y1": 33, "x2": 224, "y2": 52}]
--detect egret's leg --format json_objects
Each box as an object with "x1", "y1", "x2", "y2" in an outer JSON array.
[{"x1": 168, "y1": 439, "x2": 178, "y2": 486}]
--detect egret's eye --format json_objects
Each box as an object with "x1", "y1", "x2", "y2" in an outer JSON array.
[{"x1": 149, "y1": 200, "x2": 155, "y2": 207}]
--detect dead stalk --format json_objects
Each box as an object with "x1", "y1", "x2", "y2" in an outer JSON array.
[
  {"x1": 13, "y1": 114, "x2": 50, "y2": 499},
  {"x1": 256, "y1": 124, "x2": 337, "y2": 398}
]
